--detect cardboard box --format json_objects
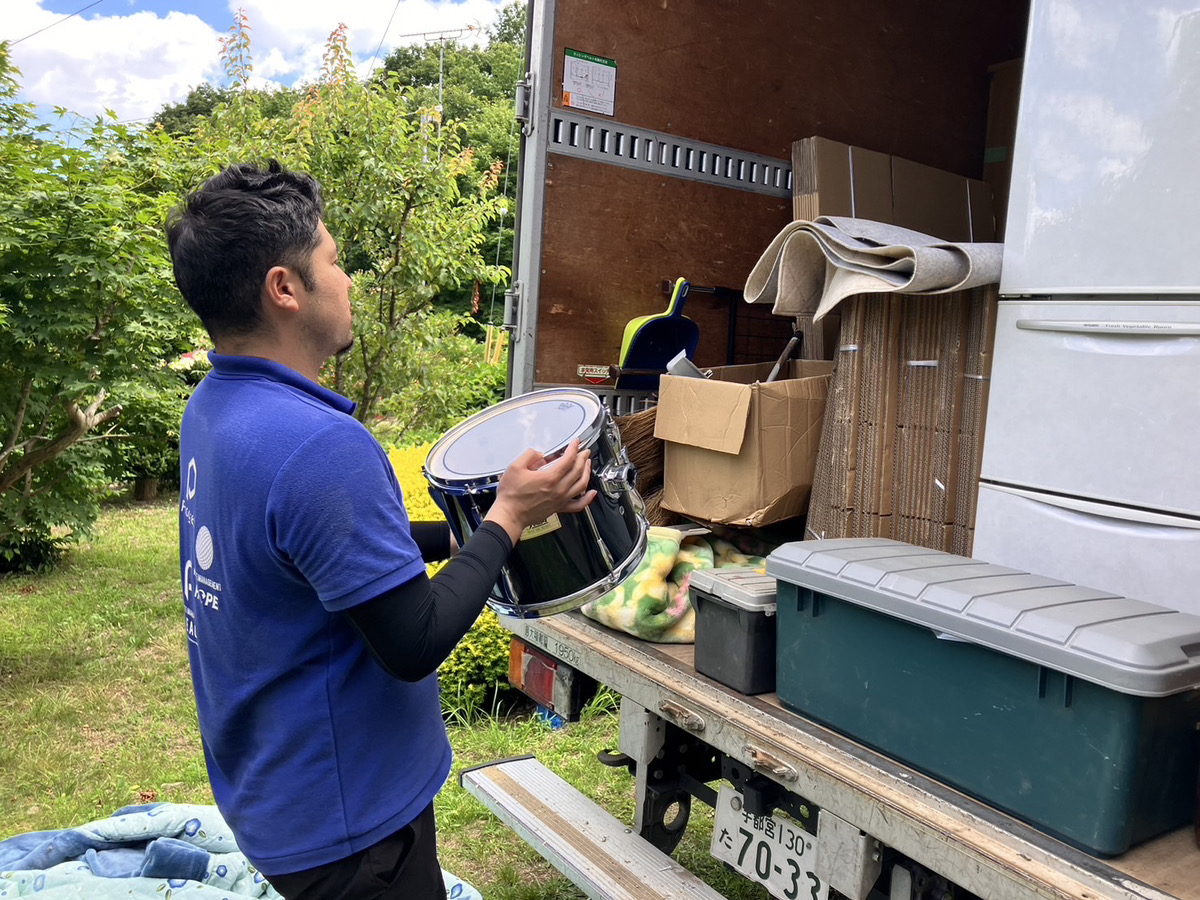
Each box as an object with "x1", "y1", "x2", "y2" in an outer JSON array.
[
  {"x1": 792, "y1": 136, "x2": 995, "y2": 242},
  {"x1": 654, "y1": 360, "x2": 833, "y2": 526}
]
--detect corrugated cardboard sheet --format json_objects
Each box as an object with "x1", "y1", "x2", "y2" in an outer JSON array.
[{"x1": 807, "y1": 285, "x2": 998, "y2": 554}]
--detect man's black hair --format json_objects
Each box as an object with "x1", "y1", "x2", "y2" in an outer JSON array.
[{"x1": 166, "y1": 160, "x2": 325, "y2": 340}]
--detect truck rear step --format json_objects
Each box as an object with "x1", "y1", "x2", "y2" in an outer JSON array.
[{"x1": 459, "y1": 755, "x2": 726, "y2": 900}]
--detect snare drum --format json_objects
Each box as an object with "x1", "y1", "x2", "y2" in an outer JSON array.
[{"x1": 424, "y1": 388, "x2": 648, "y2": 618}]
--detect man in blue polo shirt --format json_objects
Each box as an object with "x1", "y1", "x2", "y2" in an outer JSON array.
[{"x1": 166, "y1": 161, "x2": 595, "y2": 899}]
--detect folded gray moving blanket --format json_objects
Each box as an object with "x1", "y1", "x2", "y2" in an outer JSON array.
[{"x1": 744, "y1": 217, "x2": 1004, "y2": 319}]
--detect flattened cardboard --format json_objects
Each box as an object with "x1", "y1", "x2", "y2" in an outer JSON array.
[
  {"x1": 890, "y1": 156, "x2": 973, "y2": 245},
  {"x1": 967, "y1": 179, "x2": 996, "y2": 243},
  {"x1": 849, "y1": 146, "x2": 894, "y2": 224},
  {"x1": 807, "y1": 286, "x2": 998, "y2": 554},
  {"x1": 655, "y1": 360, "x2": 833, "y2": 526}
]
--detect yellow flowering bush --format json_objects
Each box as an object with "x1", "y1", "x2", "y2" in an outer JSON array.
[
  {"x1": 387, "y1": 442, "x2": 514, "y2": 715},
  {"x1": 387, "y1": 444, "x2": 442, "y2": 524}
]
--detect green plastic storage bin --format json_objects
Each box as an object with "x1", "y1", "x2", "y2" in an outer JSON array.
[{"x1": 767, "y1": 538, "x2": 1200, "y2": 857}]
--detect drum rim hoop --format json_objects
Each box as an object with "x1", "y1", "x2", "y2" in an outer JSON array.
[{"x1": 424, "y1": 387, "x2": 607, "y2": 485}]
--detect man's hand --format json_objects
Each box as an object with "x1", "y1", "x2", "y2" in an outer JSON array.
[{"x1": 484, "y1": 439, "x2": 596, "y2": 545}]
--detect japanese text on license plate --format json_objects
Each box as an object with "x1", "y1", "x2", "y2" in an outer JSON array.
[{"x1": 710, "y1": 785, "x2": 828, "y2": 900}]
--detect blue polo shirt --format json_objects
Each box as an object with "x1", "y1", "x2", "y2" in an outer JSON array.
[{"x1": 178, "y1": 354, "x2": 449, "y2": 874}]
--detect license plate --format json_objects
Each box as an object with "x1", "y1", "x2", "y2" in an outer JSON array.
[{"x1": 710, "y1": 785, "x2": 829, "y2": 900}]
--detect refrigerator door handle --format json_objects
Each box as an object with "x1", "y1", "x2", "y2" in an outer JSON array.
[
  {"x1": 984, "y1": 483, "x2": 1200, "y2": 530},
  {"x1": 1015, "y1": 319, "x2": 1200, "y2": 337}
]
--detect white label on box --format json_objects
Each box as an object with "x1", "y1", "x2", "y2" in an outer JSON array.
[{"x1": 563, "y1": 48, "x2": 616, "y2": 116}]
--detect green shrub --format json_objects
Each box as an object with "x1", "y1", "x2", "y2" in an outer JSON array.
[
  {"x1": 104, "y1": 376, "x2": 190, "y2": 490},
  {"x1": 438, "y1": 608, "x2": 515, "y2": 720},
  {"x1": 0, "y1": 440, "x2": 115, "y2": 573},
  {"x1": 386, "y1": 412, "x2": 516, "y2": 721},
  {"x1": 364, "y1": 310, "x2": 506, "y2": 447}
]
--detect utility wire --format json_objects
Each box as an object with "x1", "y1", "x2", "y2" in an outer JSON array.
[
  {"x1": 364, "y1": 0, "x2": 404, "y2": 77},
  {"x1": 6, "y1": 0, "x2": 108, "y2": 46}
]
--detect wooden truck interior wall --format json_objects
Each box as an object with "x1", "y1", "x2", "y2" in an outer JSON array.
[{"x1": 533, "y1": 0, "x2": 1030, "y2": 386}]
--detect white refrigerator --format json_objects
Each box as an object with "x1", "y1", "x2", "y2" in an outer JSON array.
[{"x1": 972, "y1": 0, "x2": 1200, "y2": 612}]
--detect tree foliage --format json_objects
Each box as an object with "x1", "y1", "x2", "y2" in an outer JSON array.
[
  {"x1": 0, "y1": 6, "x2": 524, "y2": 568},
  {"x1": 180, "y1": 20, "x2": 511, "y2": 425},
  {"x1": 0, "y1": 45, "x2": 197, "y2": 569},
  {"x1": 152, "y1": 83, "x2": 298, "y2": 137},
  {"x1": 376, "y1": 2, "x2": 526, "y2": 324}
]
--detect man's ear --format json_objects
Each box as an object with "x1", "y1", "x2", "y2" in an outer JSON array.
[{"x1": 263, "y1": 265, "x2": 301, "y2": 313}]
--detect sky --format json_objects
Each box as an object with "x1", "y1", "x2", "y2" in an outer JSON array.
[{"x1": 5, "y1": 0, "x2": 510, "y2": 125}]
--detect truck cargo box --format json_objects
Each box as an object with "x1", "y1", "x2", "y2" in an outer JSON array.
[{"x1": 767, "y1": 537, "x2": 1200, "y2": 857}]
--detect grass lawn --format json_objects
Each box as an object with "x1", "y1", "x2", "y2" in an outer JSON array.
[{"x1": 0, "y1": 496, "x2": 768, "y2": 898}]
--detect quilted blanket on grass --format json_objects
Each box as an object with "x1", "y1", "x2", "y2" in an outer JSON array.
[
  {"x1": 0, "y1": 803, "x2": 481, "y2": 899},
  {"x1": 580, "y1": 527, "x2": 768, "y2": 643}
]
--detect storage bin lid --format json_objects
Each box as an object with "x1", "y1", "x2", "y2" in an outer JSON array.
[
  {"x1": 690, "y1": 566, "x2": 777, "y2": 613},
  {"x1": 767, "y1": 538, "x2": 1200, "y2": 697}
]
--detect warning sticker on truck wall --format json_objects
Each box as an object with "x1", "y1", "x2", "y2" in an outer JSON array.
[{"x1": 563, "y1": 48, "x2": 616, "y2": 116}]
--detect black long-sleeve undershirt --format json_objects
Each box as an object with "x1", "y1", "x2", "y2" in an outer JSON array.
[
  {"x1": 409, "y1": 521, "x2": 452, "y2": 563},
  {"x1": 345, "y1": 521, "x2": 512, "y2": 682}
]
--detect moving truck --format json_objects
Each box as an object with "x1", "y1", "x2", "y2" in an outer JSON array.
[{"x1": 460, "y1": 1, "x2": 1200, "y2": 898}]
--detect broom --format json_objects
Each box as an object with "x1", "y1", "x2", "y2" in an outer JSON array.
[
  {"x1": 643, "y1": 487, "x2": 684, "y2": 527},
  {"x1": 614, "y1": 406, "x2": 663, "y2": 490}
]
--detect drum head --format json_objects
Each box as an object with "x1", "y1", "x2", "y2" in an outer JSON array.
[{"x1": 426, "y1": 388, "x2": 603, "y2": 485}]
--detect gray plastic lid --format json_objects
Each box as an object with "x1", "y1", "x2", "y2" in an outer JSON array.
[
  {"x1": 766, "y1": 538, "x2": 1200, "y2": 697},
  {"x1": 690, "y1": 566, "x2": 777, "y2": 614}
]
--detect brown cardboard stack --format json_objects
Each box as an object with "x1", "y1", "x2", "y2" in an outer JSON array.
[
  {"x1": 951, "y1": 289, "x2": 998, "y2": 555},
  {"x1": 892, "y1": 294, "x2": 967, "y2": 552},
  {"x1": 792, "y1": 137, "x2": 996, "y2": 242},
  {"x1": 806, "y1": 285, "x2": 998, "y2": 554},
  {"x1": 807, "y1": 295, "x2": 898, "y2": 541}
]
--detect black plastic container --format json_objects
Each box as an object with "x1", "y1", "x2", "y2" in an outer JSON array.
[{"x1": 690, "y1": 567, "x2": 778, "y2": 694}]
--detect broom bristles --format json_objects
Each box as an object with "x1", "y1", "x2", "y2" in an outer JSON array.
[
  {"x1": 643, "y1": 487, "x2": 684, "y2": 527},
  {"x1": 615, "y1": 407, "x2": 663, "y2": 489}
]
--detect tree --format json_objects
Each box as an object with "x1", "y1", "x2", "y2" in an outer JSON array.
[
  {"x1": 179, "y1": 23, "x2": 510, "y2": 427},
  {"x1": 152, "y1": 83, "x2": 300, "y2": 137},
  {"x1": 375, "y1": 3, "x2": 526, "y2": 325},
  {"x1": 0, "y1": 45, "x2": 196, "y2": 569},
  {"x1": 489, "y1": 1, "x2": 528, "y2": 46},
  {"x1": 153, "y1": 83, "x2": 233, "y2": 135}
]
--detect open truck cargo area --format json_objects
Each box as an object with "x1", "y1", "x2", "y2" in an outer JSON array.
[
  {"x1": 508, "y1": 0, "x2": 1030, "y2": 394},
  {"x1": 486, "y1": 0, "x2": 1200, "y2": 897},
  {"x1": 488, "y1": 612, "x2": 1200, "y2": 900}
]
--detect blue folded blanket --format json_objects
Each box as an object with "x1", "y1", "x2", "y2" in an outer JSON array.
[
  {"x1": 0, "y1": 803, "x2": 274, "y2": 898},
  {"x1": 0, "y1": 803, "x2": 482, "y2": 899}
]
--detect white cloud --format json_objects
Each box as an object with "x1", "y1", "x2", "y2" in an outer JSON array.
[
  {"x1": 8, "y1": 0, "x2": 506, "y2": 123},
  {"x1": 10, "y1": 5, "x2": 222, "y2": 121}
]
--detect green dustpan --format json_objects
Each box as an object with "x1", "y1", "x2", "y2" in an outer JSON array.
[{"x1": 615, "y1": 278, "x2": 699, "y2": 391}]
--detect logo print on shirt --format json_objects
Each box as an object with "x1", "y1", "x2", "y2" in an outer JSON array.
[{"x1": 196, "y1": 525, "x2": 215, "y2": 570}]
